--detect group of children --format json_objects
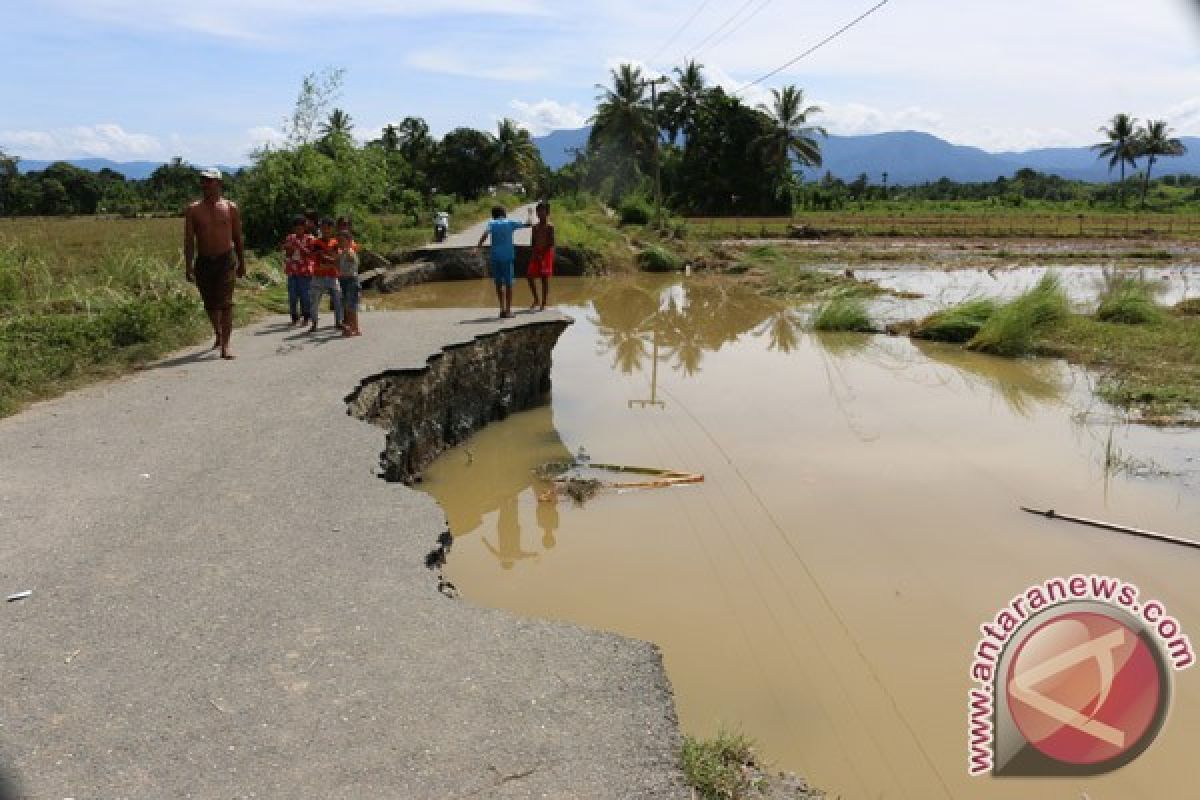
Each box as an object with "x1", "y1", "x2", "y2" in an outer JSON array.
[
  {"x1": 281, "y1": 213, "x2": 363, "y2": 337},
  {"x1": 280, "y1": 201, "x2": 556, "y2": 333},
  {"x1": 478, "y1": 201, "x2": 555, "y2": 319}
]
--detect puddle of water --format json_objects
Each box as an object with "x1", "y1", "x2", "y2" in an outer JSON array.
[{"x1": 380, "y1": 276, "x2": 1200, "y2": 799}]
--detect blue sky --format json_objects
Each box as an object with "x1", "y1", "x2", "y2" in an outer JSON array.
[{"x1": 3, "y1": 0, "x2": 1199, "y2": 164}]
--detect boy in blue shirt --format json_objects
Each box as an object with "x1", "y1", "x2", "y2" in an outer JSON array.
[{"x1": 476, "y1": 206, "x2": 529, "y2": 319}]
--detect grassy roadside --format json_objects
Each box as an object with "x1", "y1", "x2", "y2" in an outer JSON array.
[
  {"x1": 0, "y1": 237, "x2": 286, "y2": 418},
  {"x1": 682, "y1": 730, "x2": 823, "y2": 800}
]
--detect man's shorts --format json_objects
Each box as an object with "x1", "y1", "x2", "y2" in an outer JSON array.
[
  {"x1": 194, "y1": 251, "x2": 236, "y2": 311},
  {"x1": 491, "y1": 258, "x2": 515, "y2": 288},
  {"x1": 527, "y1": 248, "x2": 554, "y2": 279}
]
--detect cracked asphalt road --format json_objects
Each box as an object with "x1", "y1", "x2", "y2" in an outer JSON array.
[{"x1": 0, "y1": 309, "x2": 686, "y2": 799}]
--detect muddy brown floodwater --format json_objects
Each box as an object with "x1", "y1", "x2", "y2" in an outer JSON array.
[{"x1": 377, "y1": 276, "x2": 1200, "y2": 799}]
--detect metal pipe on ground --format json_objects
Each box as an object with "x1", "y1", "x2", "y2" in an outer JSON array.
[{"x1": 1020, "y1": 506, "x2": 1200, "y2": 551}]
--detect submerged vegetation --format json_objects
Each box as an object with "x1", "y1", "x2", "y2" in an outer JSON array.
[
  {"x1": 912, "y1": 298, "x2": 998, "y2": 343},
  {"x1": 1045, "y1": 312, "x2": 1200, "y2": 419},
  {"x1": 967, "y1": 273, "x2": 1070, "y2": 356},
  {"x1": 813, "y1": 291, "x2": 874, "y2": 332},
  {"x1": 1094, "y1": 275, "x2": 1165, "y2": 324}
]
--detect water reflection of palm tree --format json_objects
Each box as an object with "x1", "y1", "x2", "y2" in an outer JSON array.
[
  {"x1": 755, "y1": 308, "x2": 803, "y2": 353},
  {"x1": 590, "y1": 285, "x2": 661, "y2": 374},
  {"x1": 591, "y1": 279, "x2": 783, "y2": 377},
  {"x1": 658, "y1": 296, "x2": 706, "y2": 376}
]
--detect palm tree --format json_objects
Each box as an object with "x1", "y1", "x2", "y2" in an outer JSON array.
[
  {"x1": 1136, "y1": 120, "x2": 1187, "y2": 208},
  {"x1": 380, "y1": 124, "x2": 400, "y2": 152},
  {"x1": 1092, "y1": 113, "x2": 1139, "y2": 205},
  {"x1": 320, "y1": 108, "x2": 354, "y2": 139},
  {"x1": 494, "y1": 118, "x2": 540, "y2": 185},
  {"x1": 757, "y1": 86, "x2": 827, "y2": 173},
  {"x1": 590, "y1": 63, "x2": 655, "y2": 161},
  {"x1": 664, "y1": 59, "x2": 707, "y2": 144}
]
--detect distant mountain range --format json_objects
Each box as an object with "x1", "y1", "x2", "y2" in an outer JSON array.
[
  {"x1": 14, "y1": 130, "x2": 1200, "y2": 185},
  {"x1": 530, "y1": 127, "x2": 1200, "y2": 184}
]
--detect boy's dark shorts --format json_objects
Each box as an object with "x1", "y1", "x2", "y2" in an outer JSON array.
[{"x1": 194, "y1": 251, "x2": 236, "y2": 311}]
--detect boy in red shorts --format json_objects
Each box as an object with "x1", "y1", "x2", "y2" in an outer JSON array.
[{"x1": 526, "y1": 201, "x2": 555, "y2": 311}]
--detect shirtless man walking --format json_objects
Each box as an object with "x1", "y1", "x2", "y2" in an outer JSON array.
[{"x1": 184, "y1": 168, "x2": 246, "y2": 360}]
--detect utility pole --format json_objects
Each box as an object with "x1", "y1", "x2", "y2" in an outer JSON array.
[{"x1": 637, "y1": 76, "x2": 671, "y2": 229}]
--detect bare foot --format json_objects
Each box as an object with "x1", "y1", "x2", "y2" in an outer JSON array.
[
  {"x1": 220, "y1": 351, "x2": 236, "y2": 360},
  {"x1": 538, "y1": 304, "x2": 547, "y2": 312},
  {"x1": 307, "y1": 325, "x2": 317, "y2": 334}
]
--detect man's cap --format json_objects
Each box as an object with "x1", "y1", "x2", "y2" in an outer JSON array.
[{"x1": 199, "y1": 167, "x2": 223, "y2": 182}]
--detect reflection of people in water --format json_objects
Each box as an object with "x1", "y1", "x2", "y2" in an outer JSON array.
[
  {"x1": 537, "y1": 493, "x2": 560, "y2": 549},
  {"x1": 481, "y1": 495, "x2": 539, "y2": 569}
]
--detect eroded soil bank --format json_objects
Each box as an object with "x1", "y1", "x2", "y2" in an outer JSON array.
[
  {"x1": 347, "y1": 319, "x2": 569, "y2": 483},
  {"x1": 381, "y1": 276, "x2": 1200, "y2": 800}
]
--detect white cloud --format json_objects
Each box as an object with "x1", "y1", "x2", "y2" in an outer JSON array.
[
  {"x1": 509, "y1": 100, "x2": 588, "y2": 135},
  {"x1": 0, "y1": 123, "x2": 162, "y2": 160},
  {"x1": 407, "y1": 49, "x2": 545, "y2": 82},
  {"x1": 1159, "y1": 97, "x2": 1200, "y2": 135},
  {"x1": 246, "y1": 125, "x2": 287, "y2": 151},
  {"x1": 45, "y1": 0, "x2": 550, "y2": 40}
]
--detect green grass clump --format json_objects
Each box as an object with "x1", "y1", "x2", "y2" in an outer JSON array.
[
  {"x1": 681, "y1": 730, "x2": 767, "y2": 800},
  {"x1": 1174, "y1": 297, "x2": 1200, "y2": 316},
  {"x1": 813, "y1": 291, "x2": 874, "y2": 332},
  {"x1": 967, "y1": 273, "x2": 1069, "y2": 356},
  {"x1": 912, "y1": 298, "x2": 997, "y2": 342},
  {"x1": 637, "y1": 244, "x2": 682, "y2": 273},
  {"x1": 1095, "y1": 277, "x2": 1165, "y2": 325},
  {"x1": 618, "y1": 196, "x2": 653, "y2": 226}
]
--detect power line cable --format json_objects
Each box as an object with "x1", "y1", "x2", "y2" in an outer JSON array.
[
  {"x1": 733, "y1": 0, "x2": 890, "y2": 94},
  {"x1": 649, "y1": 0, "x2": 715, "y2": 62},
  {"x1": 685, "y1": 0, "x2": 759, "y2": 58},
  {"x1": 695, "y1": 0, "x2": 774, "y2": 56}
]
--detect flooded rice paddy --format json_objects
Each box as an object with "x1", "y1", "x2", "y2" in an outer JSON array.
[
  {"x1": 847, "y1": 263, "x2": 1200, "y2": 325},
  {"x1": 379, "y1": 275, "x2": 1199, "y2": 799}
]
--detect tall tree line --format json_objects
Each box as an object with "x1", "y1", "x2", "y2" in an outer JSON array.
[{"x1": 566, "y1": 60, "x2": 826, "y2": 216}]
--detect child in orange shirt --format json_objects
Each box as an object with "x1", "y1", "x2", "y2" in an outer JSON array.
[{"x1": 308, "y1": 218, "x2": 344, "y2": 333}]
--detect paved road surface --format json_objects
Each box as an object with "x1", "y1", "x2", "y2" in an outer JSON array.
[
  {"x1": 0, "y1": 310, "x2": 686, "y2": 799},
  {"x1": 423, "y1": 203, "x2": 538, "y2": 251}
]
